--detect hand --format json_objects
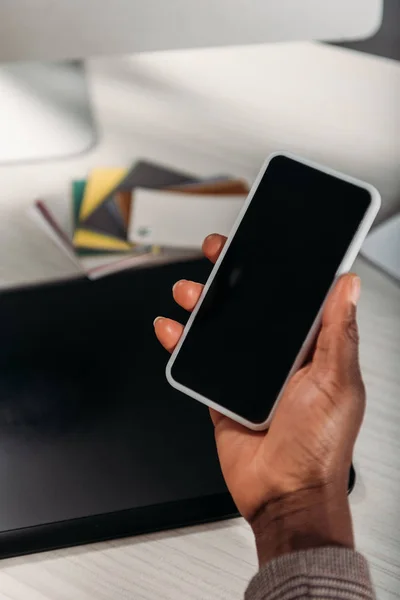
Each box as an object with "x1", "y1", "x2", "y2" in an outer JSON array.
[{"x1": 154, "y1": 233, "x2": 365, "y2": 562}]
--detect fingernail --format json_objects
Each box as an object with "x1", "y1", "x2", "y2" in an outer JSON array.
[
  {"x1": 172, "y1": 280, "x2": 185, "y2": 293},
  {"x1": 153, "y1": 316, "x2": 164, "y2": 327},
  {"x1": 205, "y1": 233, "x2": 218, "y2": 241},
  {"x1": 350, "y1": 276, "x2": 361, "y2": 306}
]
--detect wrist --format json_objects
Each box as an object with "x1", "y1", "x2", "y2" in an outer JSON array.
[{"x1": 250, "y1": 484, "x2": 354, "y2": 566}]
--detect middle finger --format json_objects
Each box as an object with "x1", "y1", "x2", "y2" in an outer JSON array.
[{"x1": 173, "y1": 280, "x2": 203, "y2": 312}]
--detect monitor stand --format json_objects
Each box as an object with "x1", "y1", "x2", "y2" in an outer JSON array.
[{"x1": 0, "y1": 61, "x2": 96, "y2": 164}]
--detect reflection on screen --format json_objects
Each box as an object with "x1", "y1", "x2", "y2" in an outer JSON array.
[{"x1": 170, "y1": 156, "x2": 371, "y2": 424}]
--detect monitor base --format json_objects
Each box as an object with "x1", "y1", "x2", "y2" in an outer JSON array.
[{"x1": 0, "y1": 61, "x2": 96, "y2": 164}]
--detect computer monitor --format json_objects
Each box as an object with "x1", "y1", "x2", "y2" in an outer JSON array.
[{"x1": 0, "y1": 0, "x2": 383, "y2": 163}]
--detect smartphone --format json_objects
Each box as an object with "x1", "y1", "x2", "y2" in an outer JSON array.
[{"x1": 166, "y1": 152, "x2": 381, "y2": 430}]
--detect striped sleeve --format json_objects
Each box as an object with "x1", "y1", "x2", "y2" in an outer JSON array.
[{"x1": 245, "y1": 548, "x2": 375, "y2": 600}]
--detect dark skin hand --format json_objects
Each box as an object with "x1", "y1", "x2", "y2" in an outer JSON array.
[{"x1": 154, "y1": 233, "x2": 365, "y2": 564}]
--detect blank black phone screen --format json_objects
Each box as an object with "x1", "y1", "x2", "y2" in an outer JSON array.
[{"x1": 170, "y1": 155, "x2": 372, "y2": 424}]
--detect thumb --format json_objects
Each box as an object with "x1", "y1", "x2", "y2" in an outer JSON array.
[{"x1": 312, "y1": 273, "x2": 361, "y2": 383}]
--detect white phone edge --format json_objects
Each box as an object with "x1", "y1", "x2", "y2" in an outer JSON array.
[{"x1": 165, "y1": 150, "x2": 381, "y2": 431}]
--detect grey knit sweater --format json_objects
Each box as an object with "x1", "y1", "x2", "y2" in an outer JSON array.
[{"x1": 245, "y1": 548, "x2": 375, "y2": 600}]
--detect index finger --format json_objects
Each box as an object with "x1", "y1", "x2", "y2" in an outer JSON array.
[{"x1": 202, "y1": 234, "x2": 227, "y2": 264}]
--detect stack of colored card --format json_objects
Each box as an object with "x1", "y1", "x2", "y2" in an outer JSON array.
[{"x1": 30, "y1": 159, "x2": 249, "y2": 280}]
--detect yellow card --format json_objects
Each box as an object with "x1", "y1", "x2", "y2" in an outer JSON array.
[
  {"x1": 73, "y1": 229, "x2": 132, "y2": 252},
  {"x1": 79, "y1": 167, "x2": 127, "y2": 221}
]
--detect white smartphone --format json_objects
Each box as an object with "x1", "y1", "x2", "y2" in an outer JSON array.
[{"x1": 166, "y1": 152, "x2": 381, "y2": 431}]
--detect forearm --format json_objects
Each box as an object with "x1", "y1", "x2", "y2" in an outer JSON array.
[
  {"x1": 245, "y1": 485, "x2": 375, "y2": 600},
  {"x1": 250, "y1": 484, "x2": 354, "y2": 566}
]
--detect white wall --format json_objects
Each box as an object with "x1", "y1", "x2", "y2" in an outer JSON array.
[{"x1": 109, "y1": 41, "x2": 399, "y2": 223}]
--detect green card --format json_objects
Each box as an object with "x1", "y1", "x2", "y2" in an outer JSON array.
[{"x1": 72, "y1": 180, "x2": 86, "y2": 229}]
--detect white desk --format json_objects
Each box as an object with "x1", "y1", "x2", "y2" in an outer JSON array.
[{"x1": 0, "y1": 43, "x2": 399, "y2": 599}]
